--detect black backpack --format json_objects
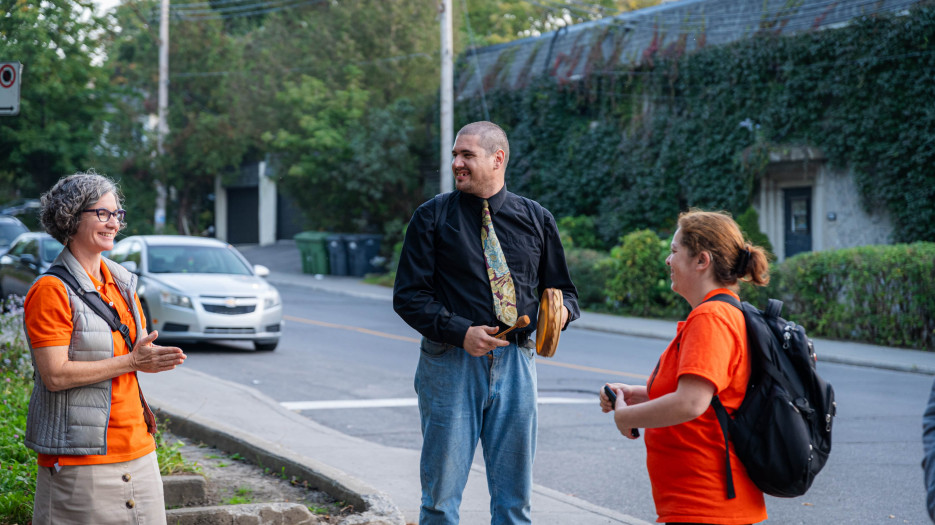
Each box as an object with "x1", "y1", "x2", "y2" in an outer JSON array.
[{"x1": 707, "y1": 294, "x2": 836, "y2": 499}]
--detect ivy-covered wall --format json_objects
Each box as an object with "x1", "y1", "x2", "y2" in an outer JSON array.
[{"x1": 456, "y1": 5, "x2": 935, "y2": 247}]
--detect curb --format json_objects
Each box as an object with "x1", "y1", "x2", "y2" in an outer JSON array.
[
  {"x1": 153, "y1": 404, "x2": 406, "y2": 525},
  {"x1": 264, "y1": 273, "x2": 935, "y2": 377}
]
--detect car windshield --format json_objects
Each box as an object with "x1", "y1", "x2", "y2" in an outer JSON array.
[
  {"x1": 0, "y1": 222, "x2": 28, "y2": 247},
  {"x1": 147, "y1": 245, "x2": 253, "y2": 275},
  {"x1": 41, "y1": 239, "x2": 64, "y2": 263}
]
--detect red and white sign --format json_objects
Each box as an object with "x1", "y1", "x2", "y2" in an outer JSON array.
[{"x1": 0, "y1": 62, "x2": 22, "y2": 116}]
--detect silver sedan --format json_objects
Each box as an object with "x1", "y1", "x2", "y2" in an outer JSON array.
[{"x1": 110, "y1": 235, "x2": 283, "y2": 351}]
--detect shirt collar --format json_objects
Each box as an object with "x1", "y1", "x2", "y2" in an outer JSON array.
[
  {"x1": 462, "y1": 185, "x2": 508, "y2": 215},
  {"x1": 88, "y1": 260, "x2": 113, "y2": 288}
]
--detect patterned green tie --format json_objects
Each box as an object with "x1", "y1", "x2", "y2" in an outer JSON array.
[{"x1": 481, "y1": 199, "x2": 518, "y2": 326}]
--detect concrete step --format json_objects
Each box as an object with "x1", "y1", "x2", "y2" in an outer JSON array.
[
  {"x1": 163, "y1": 474, "x2": 208, "y2": 507},
  {"x1": 165, "y1": 502, "x2": 319, "y2": 524}
]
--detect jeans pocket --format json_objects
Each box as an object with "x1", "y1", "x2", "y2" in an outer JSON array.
[
  {"x1": 420, "y1": 337, "x2": 453, "y2": 357},
  {"x1": 518, "y1": 339, "x2": 536, "y2": 359}
]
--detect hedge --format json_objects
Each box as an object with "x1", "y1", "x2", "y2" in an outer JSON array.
[
  {"x1": 773, "y1": 243, "x2": 935, "y2": 350},
  {"x1": 578, "y1": 229, "x2": 935, "y2": 350}
]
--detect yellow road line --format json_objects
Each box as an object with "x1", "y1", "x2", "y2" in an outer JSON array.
[
  {"x1": 284, "y1": 314, "x2": 650, "y2": 380},
  {"x1": 537, "y1": 360, "x2": 649, "y2": 380},
  {"x1": 284, "y1": 315, "x2": 421, "y2": 343}
]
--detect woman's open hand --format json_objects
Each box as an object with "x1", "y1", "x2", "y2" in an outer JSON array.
[{"x1": 130, "y1": 330, "x2": 186, "y2": 373}]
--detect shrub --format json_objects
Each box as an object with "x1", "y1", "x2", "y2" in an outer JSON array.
[
  {"x1": 773, "y1": 242, "x2": 935, "y2": 350},
  {"x1": 736, "y1": 207, "x2": 774, "y2": 258},
  {"x1": 558, "y1": 215, "x2": 606, "y2": 251},
  {"x1": 563, "y1": 247, "x2": 614, "y2": 311},
  {"x1": 603, "y1": 230, "x2": 688, "y2": 319},
  {"x1": 0, "y1": 301, "x2": 36, "y2": 525}
]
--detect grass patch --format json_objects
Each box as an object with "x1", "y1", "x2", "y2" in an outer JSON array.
[
  {"x1": 155, "y1": 420, "x2": 200, "y2": 476},
  {"x1": 222, "y1": 486, "x2": 253, "y2": 505}
]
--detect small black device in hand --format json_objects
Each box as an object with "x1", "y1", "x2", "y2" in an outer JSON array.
[{"x1": 603, "y1": 385, "x2": 639, "y2": 438}]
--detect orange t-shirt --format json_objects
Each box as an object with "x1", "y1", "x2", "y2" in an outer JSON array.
[
  {"x1": 24, "y1": 261, "x2": 155, "y2": 467},
  {"x1": 644, "y1": 288, "x2": 767, "y2": 524}
]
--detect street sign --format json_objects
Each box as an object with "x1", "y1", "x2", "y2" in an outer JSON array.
[{"x1": 0, "y1": 62, "x2": 22, "y2": 116}]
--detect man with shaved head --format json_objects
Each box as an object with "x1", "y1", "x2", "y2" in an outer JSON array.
[{"x1": 394, "y1": 121, "x2": 579, "y2": 524}]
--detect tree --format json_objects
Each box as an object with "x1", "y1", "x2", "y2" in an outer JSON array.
[
  {"x1": 461, "y1": 0, "x2": 664, "y2": 46},
  {"x1": 0, "y1": 0, "x2": 109, "y2": 200},
  {"x1": 98, "y1": 1, "x2": 250, "y2": 235}
]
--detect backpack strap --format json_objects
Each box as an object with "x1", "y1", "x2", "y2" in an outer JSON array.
[
  {"x1": 44, "y1": 265, "x2": 135, "y2": 352},
  {"x1": 433, "y1": 191, "x2": 545, "y2": 247},
  {"x1": 521, "y1": 196, "x2": 545, "y2": 247},
  {"x1": 711, "y1": 396, "x2": 737, "y2": 499},
  {"x1": 704, "y1": 293, "x2": 742, "y2": 500},
  {"x1": 433, "y1": 192, "x2": 453, "y2": 237}
]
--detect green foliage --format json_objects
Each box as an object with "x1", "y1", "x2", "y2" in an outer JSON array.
[
  {"x1": 461, "y1": 0, "x2": 662, "y2": 46},
  {"x1": 736, "y1": 207, "x2": 774, "y2": 257},
  {"x1": 458, "y1": 5, "x2": 935, "y2": 244},
  {"x1": 0, "y1": 304, "x2": 37, "y2": 525},
  {"x1": 773, "y1": 243, "x2": 935, "y2": 349},
  {"x1": 603, "y1": 230, "x2": 688, "y2": 318},
  {"x1": 0, "y1": 1, "x2": 109, "y2": 198},
  {"x1": 557, "y1": 215, "x2": 606, "y2": 250},
  {"x1": 98, "y1": 1, "x2": 251, "y2": 236},
  {"x1": 563, "y1": 247, "x2": 614, "y2": 310},
  {"x1": 155, "y1": 420, "x2": 200, "y2": 477}
]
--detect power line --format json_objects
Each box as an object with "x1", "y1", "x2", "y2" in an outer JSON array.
[
  {"x1": 171, "y1": 50, "x2": 436, "y2": 78},
  {"x1": 172, "y1": 0, "x2": 305, "y2": 16},
  {"x1": 170, "y1": 0, "x2": 326, "y2": 20}
]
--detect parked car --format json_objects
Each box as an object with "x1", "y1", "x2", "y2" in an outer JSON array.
[
  {"x1": 0, "y1": 199, "x2": 41, "y2": 230},
  {"x1": 109, "y1": 235, "x2": 283, "y2": 351},
  {"x1": 0, "y1": 215, "x2": 29, "y2": 257},
  {"x1": 0, "y1": 232, "x2": 65, "y2": 299}
]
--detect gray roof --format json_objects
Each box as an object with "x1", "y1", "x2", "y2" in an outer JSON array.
[{"x1": 455, "y1": 0, "x2": 923, "y2": 99}]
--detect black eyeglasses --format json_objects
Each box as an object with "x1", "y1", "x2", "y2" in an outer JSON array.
[{"x1": 82, "y1": 208, "x2": 126, "y2": 223}]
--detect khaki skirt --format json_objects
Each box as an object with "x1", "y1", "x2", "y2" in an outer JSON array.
[{"x1": 32, "y1": 451, "x2": 167, "y2": 525}]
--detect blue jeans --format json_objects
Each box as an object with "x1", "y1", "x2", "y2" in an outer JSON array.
[{"x1": 414, "y1": 338, "x2": 538, "y2": 525}]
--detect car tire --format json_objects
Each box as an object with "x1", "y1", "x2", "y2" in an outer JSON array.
[
  {"x1": 254, "y1": 340, "x2": 278, "y2": 351},
  {"x1": 141, "y1": 300, "x2": 152, "y2": 330}
]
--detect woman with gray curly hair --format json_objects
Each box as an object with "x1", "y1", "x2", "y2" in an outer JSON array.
[{"x1": 22, "y1": 171, "x2": 186, "y2": 525}]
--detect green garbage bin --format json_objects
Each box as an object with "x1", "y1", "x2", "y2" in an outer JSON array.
[{"x1": 294, "y1": 232, "x2": 330, "y2": 275}]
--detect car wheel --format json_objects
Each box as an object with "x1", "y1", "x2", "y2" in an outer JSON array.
[
  {"x1": 253, "y1": 340, "x2": 278, "y2": 352},
  {"x1": 141, "y1": 300, "x2": 153, "y2": 330}
]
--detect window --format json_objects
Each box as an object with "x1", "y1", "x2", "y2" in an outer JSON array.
[
  {"x1": 40, "y1": 239, "x2": 64, "y2": 263},
  {"x1": 790, "y1": 198, "x2": 809, "y2": 233}
]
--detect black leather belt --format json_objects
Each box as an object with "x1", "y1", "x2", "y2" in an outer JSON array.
[{"x1": 506, "y1": 331, "x2": 530, "y2": 346}]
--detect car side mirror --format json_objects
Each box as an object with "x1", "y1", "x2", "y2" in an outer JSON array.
[
  {"x1": 253, "y1": 264, "x2": 270, "y2": 278},
  {"x1": 121, "y1": 260, "x2": 139, "y2": 274},
  {"x1": 20, "y1": 253, "x2": 36, "y2": 266}
]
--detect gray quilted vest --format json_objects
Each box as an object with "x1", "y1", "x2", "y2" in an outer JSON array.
[{"x1": 23, "y1": 248, "x2": 155, "y2": 456}]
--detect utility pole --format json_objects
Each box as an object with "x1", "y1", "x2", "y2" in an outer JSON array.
[
  {"x1": 439, "y1": 0, "x2": 453, "y2": 194},
  {"x1": 155, "y1": 0, "x2": 170, "y2": 233}
]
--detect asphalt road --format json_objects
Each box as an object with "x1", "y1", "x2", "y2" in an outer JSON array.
[{"x1": 177, "y1": 283, "x2": 932, "y2": 524}]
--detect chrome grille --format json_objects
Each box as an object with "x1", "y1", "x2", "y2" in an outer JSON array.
[
  {"x1": 203, "y1": 304, "x2": 256, "y2": 315},
  {"x1": 204, "y1": 327, "x2": 256, "y2": 335}
]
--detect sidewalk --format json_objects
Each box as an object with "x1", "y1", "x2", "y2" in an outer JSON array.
[
  {"x1": 143, "y1": 240, "x2": 935, "y2": 525},
  {"x1": 238, "y1": 241, "x2": 935, "y2": 376}
]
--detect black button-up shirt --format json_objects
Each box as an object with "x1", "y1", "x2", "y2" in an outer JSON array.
[{"x1": 393, "y1": 186, "x2": 579, "y2": 347}]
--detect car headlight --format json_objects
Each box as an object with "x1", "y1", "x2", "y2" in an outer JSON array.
[
  {"x1": 160, "y1": 290, "x2": 193, "y2": 309},
  {"x1": 264, "y1": 290, "x2": 281, "y2": 309}
]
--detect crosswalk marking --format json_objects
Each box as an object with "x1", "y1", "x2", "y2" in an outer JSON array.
[{"x1": 281, "y1": 396, "x2": 597, "y2": 411}]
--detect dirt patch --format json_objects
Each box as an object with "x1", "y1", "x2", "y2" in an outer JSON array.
[{"x1": 164, "y1": 431, "x2": 357, "y2": 523}]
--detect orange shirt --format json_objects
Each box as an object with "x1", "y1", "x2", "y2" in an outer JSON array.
[
  {"x1": 24, "y1": 261, "x2": 155, "y2": 467},
  {"x1": 644, "y1": 288, "x2": 767, "y2": 524}
]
